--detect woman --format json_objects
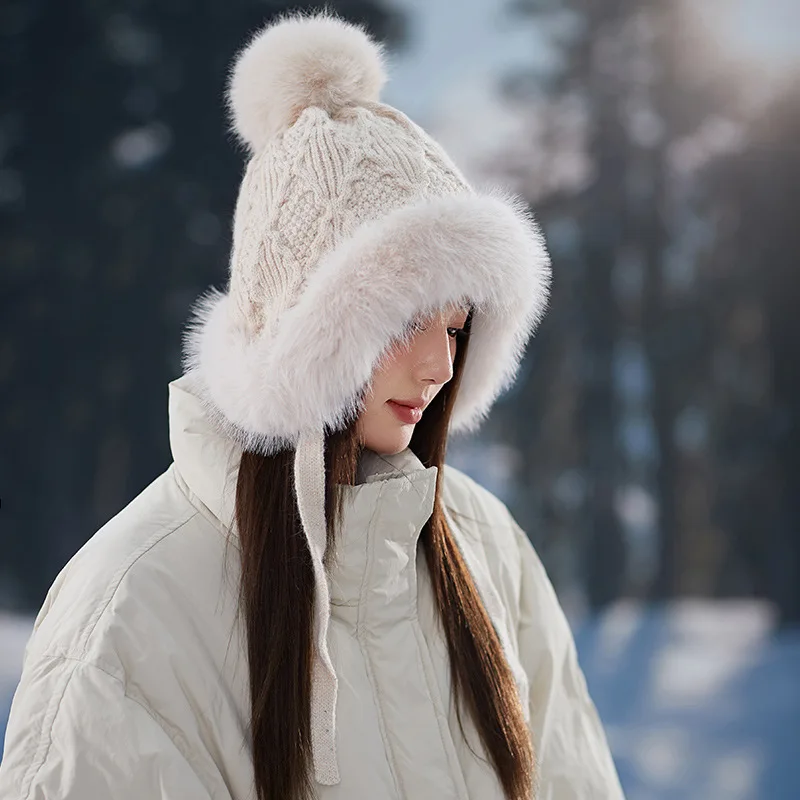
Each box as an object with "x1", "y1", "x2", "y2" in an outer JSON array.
[{"x1": 0, "y1": 11, "x2": 624, "y2": 800}]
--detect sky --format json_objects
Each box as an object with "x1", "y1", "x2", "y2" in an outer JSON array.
[{"x1": 382, "y1": 0, "x2": 554, "y2": 127}]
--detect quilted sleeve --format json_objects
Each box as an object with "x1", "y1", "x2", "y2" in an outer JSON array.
[
  {"x1": 512, "y1": 521, "x2": 626, "y2": 800},
  {"x1": 0, "y1": 655, "x2": 215, "y2": 800}
]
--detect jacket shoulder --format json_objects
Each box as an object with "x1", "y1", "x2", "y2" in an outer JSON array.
[
  {"x1": 0, "y1": 655, "x2": 214, "y2": 799},
  {"x1": 440, "y1": 462, "x2": 525, "y2": 601},
  {"x1": 440, "y1": 461, "x2": 518, "y2": 540},
  {"x1": 23, "y1": 464, "x2": 231, "y2": 673},
  {"x1": 3, "y1": 467, "x2": 245, "y2": 798}
]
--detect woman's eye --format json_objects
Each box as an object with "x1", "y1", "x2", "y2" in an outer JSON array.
[{"x1": 404, "y1": 317, "x2": 468, "y2": 339}]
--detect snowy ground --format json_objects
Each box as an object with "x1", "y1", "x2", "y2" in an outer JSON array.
[
  {"x1": 2, "y1": 601, "x2": 799, "y2": 798},
  {"x1": 572, "y1": 600, "x2": 800, "y2": 800}
]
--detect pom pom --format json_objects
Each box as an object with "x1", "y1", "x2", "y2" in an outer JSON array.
[{"x1": 226, "y1": 11, "x2": 388, "y2": 152}]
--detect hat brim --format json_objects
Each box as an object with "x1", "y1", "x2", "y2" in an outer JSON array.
[{"x1": 182, "y1": 188, "x2": 551, "y2": 456}]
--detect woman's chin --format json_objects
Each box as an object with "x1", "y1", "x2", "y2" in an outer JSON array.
[{"x1": 360, "y1": 425, "x2": 413, "y2": 456}]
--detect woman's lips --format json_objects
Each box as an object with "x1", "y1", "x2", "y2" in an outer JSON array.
[{"x1": 387, "y1": 400, "x2": 423, "y2": 424}]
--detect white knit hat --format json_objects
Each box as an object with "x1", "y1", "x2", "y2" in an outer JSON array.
[{"x1": 181, "y1": 9, "x2": 551, "y2": 786}]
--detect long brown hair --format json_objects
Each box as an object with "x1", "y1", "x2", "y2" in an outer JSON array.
[{"x1": 233, "y1": 310, "x2": 534, "y2": 800}]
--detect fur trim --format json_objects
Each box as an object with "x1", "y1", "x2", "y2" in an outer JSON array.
[
  {"x1": 182, "y1": 189, "x2": 551, "y2": 456},
  {"x1": 226, "y1": 10, "x2": 387, "y2": 152}
]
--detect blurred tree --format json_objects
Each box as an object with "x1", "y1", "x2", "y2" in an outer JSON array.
[
  {"x1": 0, "y1": 0, "x2": 403, "y2": 612},
  {"x1": 715, "y1": 85, "x2": 800, "y2": 625},
  {"x1": 497, "y1": 0, "x2": 793, "y2": 616}
]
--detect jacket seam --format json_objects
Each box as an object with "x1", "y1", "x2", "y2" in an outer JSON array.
[
  {"x1": 443, "y1": 503, "x2": 486, "y2": 528},
  {"x1": 443, "y1": 500, "x2": 503, "y2": 544},
  {"x1": 442, "y1": 474, "x2": 513, "y2": 540},
  {"x1": 413, "y1": 477, "x2": 471, "y2": 798},
  {"x1": 170, "y1": 463, "x2": 241, "y2": 553},
  {"x1": 357, "y1": 478, "x2": 466, "y2": 799},
  {"x1": 409, "y1": 620, "x2": 472, "y2": 800},
  {"x1": 19, "y1": 654, "x2": 214, "y2": 799},
  {"x1": 20, "y1": 657, "x2": 79, "y2": 798},
  {"x1": 354, "y1": 481, "x2": 404, "y2": 799},
  {"x1": 448, "y1": 491, "x2": 531, "y2": 718},
  {"x1": 509, "y1": 521, "x2": 527, "y2": 625},
  {"x1": 76, "y1": 508, "x2": 200, "y2": 657}
]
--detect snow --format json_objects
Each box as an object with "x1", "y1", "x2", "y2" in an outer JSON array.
[{"x1": 573, "y1": 600, "x2": 800, "y2": 799}]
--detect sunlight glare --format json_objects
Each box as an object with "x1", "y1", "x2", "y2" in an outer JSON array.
[{"x1": 692, "y1": 0, "x2": 800, "y2": 76}]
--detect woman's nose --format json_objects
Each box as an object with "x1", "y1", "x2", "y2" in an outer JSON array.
[{"x1": 414, "y1": 326, "x2": 454, "y2": 386}]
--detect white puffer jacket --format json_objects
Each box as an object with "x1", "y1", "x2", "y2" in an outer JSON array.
[{"x1": 0, "y1": 374, "x2": 625, "y2": 799}]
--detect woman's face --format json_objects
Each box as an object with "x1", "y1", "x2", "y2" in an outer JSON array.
[{"x1": 357, "y1": 301, "x2": 471, "y2": 455}]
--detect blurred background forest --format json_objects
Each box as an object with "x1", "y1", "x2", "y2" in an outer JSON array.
[{"x1": 2, "y1": 0, "x2": 799, "y2": 797}]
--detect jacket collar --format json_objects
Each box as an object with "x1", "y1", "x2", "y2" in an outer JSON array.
[
  {"x1": 167, "y1": 372, "x2": 438, "y2": 541},
  {"x1": 167, "y1": 372, "x2": 531, "y2": 729}
]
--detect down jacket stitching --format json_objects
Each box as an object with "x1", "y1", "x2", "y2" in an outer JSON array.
[
  {"x1": 20, "y1": 658, "x2": 78, "y2": 799},
  {"x1": 76, "y1": 508, "x2": 200, "y2": 658},
  {"x1": 20, "y1": 656, "x2": 212, "y2": 799},
  {"x1": 508, "y1": 521, "x2": 526, "y2": 620},
  {"x1": 170, "y1": 464, "x2": 241, "y2": 552},
  {"x1": 407, "y1": 479, "x2": 466, "y2": 797},
  {"x1": 354, "y1": 481, "x2": 403, "y2": 797},
  {"x1": 405, "y1": 480, "x2": 468, "y2": 797},
  {"x1": 409, "y1": 619, "x2": 470, "y2": 799},
  {"x1": 19, "y1": 508, "x2": 209, "y2": 799}
]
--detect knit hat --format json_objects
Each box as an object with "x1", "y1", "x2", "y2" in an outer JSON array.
[{"x1": 181, "y1": 10, "x2": 551, "y2": 786}]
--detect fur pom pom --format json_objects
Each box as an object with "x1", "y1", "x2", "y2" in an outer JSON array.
[{"x1": 226, "y1": 11, "x2": 387, "y2": 151}]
